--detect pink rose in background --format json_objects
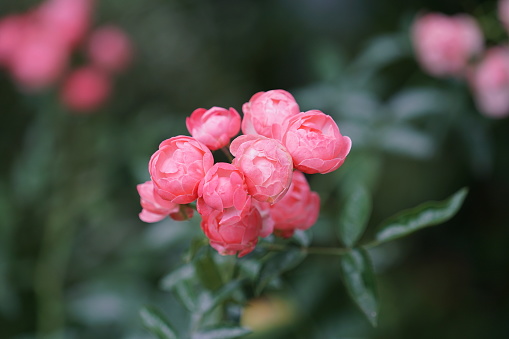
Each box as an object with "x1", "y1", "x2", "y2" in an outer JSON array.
[
  {"x1": 186, "y1": 107, "x2": 241, "y2": 150},
  {"x1": 241, "y1": 89, "x2": 300, "y2": 140},
  {"x1": 149, "y1": 136, "x2": 214, "y2": 204},
  {"x1": 270, "y1": 171, "x2": 320, "y2": 238},
  {"x1": 282, "y1": 110, "x2": 351, "y2": 174},
  {"x1": 412, "y1": 13, "x2": 483, "y2": 77},
  {"x1": 60, "y1": 66, "x2": 111, "y2": 112},
  {"x1": 87, "y1": 25, "x2": 133, "y2": 73},
  {"x1": 499, "y1": 0, "x2": 509, "y2": 32},
  {"x1": 0, "y1": 15, "x2": 25, "y2": 66},
  {"x1": 137, "y1": 181, "x2": 180, "y2": 223},
  {"x1": 230, "y1": 135, "x2": 293, "y2": 204},
  {"x1": 198, "y1": 163, "x2": 249, "y2": 211},
  {"x1": 37, "y1": 0, "x2": 93, "y2": 48},
  {"x1": 470, "y1": 47, "x2": 509, "y2": 118},
  {"x1": 201, "y1": 205, "x2": 261, "y2": 257}
]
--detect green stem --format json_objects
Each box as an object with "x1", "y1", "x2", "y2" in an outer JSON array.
[
  {"x1": 261, "y1": 239, "x2": 382, "y2": 256},
  {"x1": 220, "y1": 147, "x2": 234, "y2": 162}
]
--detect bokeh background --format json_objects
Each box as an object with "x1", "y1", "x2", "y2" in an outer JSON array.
[{"x1": 1, "y1": 0, "x2": 509, "y2": 338}]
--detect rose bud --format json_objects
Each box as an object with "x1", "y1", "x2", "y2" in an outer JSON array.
[
  {"x1": 186, "y1": 106, "x2": 241, "y2": 150},
  {"x1": 470, "y1": 47, "x2": 509, "y2": 118},
  {"x1": 149, "y1": 136, "x2": 214, "y2": 204},
  {"x1": 60, "y1": 66, "x2": 111, "y2": 112},
  {"x1": 242, "y1": 89, "x2": 300, "y2": 140},
  {"x1": 87, "y1": 25, "x2": 133, "y2": 73},
  {"x1": 412, "y1": 13, "x2": 483, "y2": 77},
  {"x1": 201, "y1": 205, "x2": 261, "y2": 257},
  {"x1": 138, "y1": 181, "x2": 178, "y2": 222},
  {"x1": 270, "y1": 171, "x2": 320, "y2": 238},
  {"x1": 282, "y1": 110, "x2": 351, "y2": 174},
  {"x1": 230, "y1": 135, "x2": 293, "y2": 204}
]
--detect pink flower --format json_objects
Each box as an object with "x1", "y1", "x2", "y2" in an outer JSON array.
[
  {"x1": 87, "y1": 25, "x2": 133, "y2": 73},
  {"x1": 470, "y1": 47, "x2": 509, "y2": 118},
  {"x1": 137, "y1": 181, "x2": 179, "y2": 223},
  {"x1": 201, "y1": 205, "x2": 261, "y2": 257},
  {"x1": 412, "y1": 13, "x2": 483, "y2": 77},
  {"x1": 230, "y1": 135, "x2": 293, "y2": 204},
  {"x1": 36, "y1": 0, "x2": 93, "y2": 48},
  {"x1": 499, "y1": 0, "x2": 509, "y2": 32},
  {"x1": 198, "y1": 162, "x2": 249, "y2": 211},
  {"x1": 186, "y1": 107, "x2": 241, "y2": 150},
  {"x1": 252, "y1": 200, "x2": 274, "y2": 238},
  {"x1": 270, "y1": 171, "x2": 320, "y2": 238},
  {"x1": 60, "y1": 66, "x2": 111, "y2": 112},
  {"x1": 0, "y1": 15, "x2": 25, "y2": 66},
  {"x1": 282, "y1": 110, "x2": 351, "y2": 174},
  {"x1": 149, "y1": 136, "x2": 214, "y2": 204},
  {"x1": 241, "y1": 89, "x2": 300, "y2": 140}
]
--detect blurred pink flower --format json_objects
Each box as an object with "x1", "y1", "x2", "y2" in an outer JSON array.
[
  {"x1": 60, "y1": 66, "x2": 111, "y2": 112},
  {"x1": 201, "y1": 205, "x2": 261, "y2": 257},
  {"x1": 470, "y1": 47, "x2": 509, "y2": 118},
  {"x1": 282, "y1": 110, "x2": 351, "y2": 174},
  {"x1": 242, "y1": 89, "x2": 300, "y2": 140},
  {"x1": 36, "y1": 0, "x2": 93, "y2": 48},
  {"x1": 186, "y1": 106, "x2": 241, "y2": 150},
  {"x1": 412, "y1": 13, "x2": 483, "y2": 77},
  {"x1": 149, "y1": 136, "x2": 214, "y2": 204},
  {"x1": 230, "y1": 135, "x2": 293, "y2": 204},
  {"x1": 270, "y1": 171, "x2": 320, "y2": 238},
  {"x1": 499, "y1": 0, "x2": 509, "y2": 32},
  {"x1": 252, "y1": 200, "x2": 274, "y2": 238},
  {"x1": 87, "y1": 25, "x2": 133, "y2": 73},
  {"x1": 0, "y1": 15, "x2": 25, "y2": 66}
]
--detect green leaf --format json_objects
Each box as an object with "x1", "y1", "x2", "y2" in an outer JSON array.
[
  {"x1": 174, "y1": 281, "x2": 198, "y2": 312},
  {"x1": 375, "y1": 188, "x2": 468, "y2": 243},
  {"x1": 256, "y1": 248, "x2": 306, "y2": 295},
  {"x1": 160, "y1": 264, "x2": 195, "y2": 291},
  {"x1": 140, "y1": 306, "x2": 178, "y2": 339},
  {"x1": 194, "y1": 250, "x2": 223, "y2": 291},
  {"x1": 340, "y1": 249, "x2": 378, "y2": 327},
  {"x1": 338, "y1": 185, "x2": 372, "y2": 247},
  {"x1": 192, "y1": 327, "x2": 251, "y2": 339},
  {"x1": 292, "y1": 229, "x2": 312, "y2": 247},
  {"x1": 197, "y1": 280, "x2": 244, "y2": 316}
]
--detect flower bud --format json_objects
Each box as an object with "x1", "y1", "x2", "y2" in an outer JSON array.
[
  {"x1": 282, "y1": 110, "x2": 351, "y2": 174},
  {"x1": 87, "y1": 25, "x2": 133, "y2": 73},
  {"x1": 186, "y1": 107, "x2": 241, "y2": 150},
  {"x1": 149, "y1": 136, "x2": 214, "y2": 204},
  {"x1": 60, "y1": 66, "x2": 111, "y2": 112}
]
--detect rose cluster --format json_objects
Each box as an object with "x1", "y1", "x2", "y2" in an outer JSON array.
[
  {"x1": 137, "y1": 90, "x2": 351, "y2": 257},
  {"x1": 411, "y1": 1, "x2": 509, "y2": 118},
  {"x1": 0, "y1": 0, "x2": 133, "y2": 112}
]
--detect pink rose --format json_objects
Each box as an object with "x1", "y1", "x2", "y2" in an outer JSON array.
[
  {"x1": 0, "y1": 15, "x2": 25, "y2": 66},
  {"x1": 241, "y1": 89, "x2": 300, "y2": 140},
  {"x1": 282, "y1": 110, "x2": 351, "y2": 174},
  {"x1": 412, "y1": 13, "x2": 483, "y2": 77},
  {"x1": 230, "y1": 135, "x2": 293, "y2": 204},
  {"x1": 270, "y1": 171, "x2": 320, "y2": 238},
  {"x1": 137, "y1": 181, "x2": 179, "y2": 223},
  {"x1": 60, "y1": 66, "x2": 111, "y2": 112},
  {"x1": 198, "y1": 162, "x2": 249, "y2": 211},
  {"x1": 252, "y1": 200, "x2": 274, "y2": 238},
  {"x1": 470, "y1": 47, "x2": 509, "y2": 118},
  {"x1": 149, "y1": 136, "x2": 214, "y2": 204},
  {"x1": 87, "y1": 25, "x2": 133, "y2": 73},
  {"x1": 201, "y1": 205, "x2": 261, "y2": 257},
  {"x1": 186, "y1": 106, "x2": 241, "y2": 150}
]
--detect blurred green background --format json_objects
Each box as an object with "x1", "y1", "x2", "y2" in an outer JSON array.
[{"x1": 1, "y1": 0, "x2": 509, "y2": 338}]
